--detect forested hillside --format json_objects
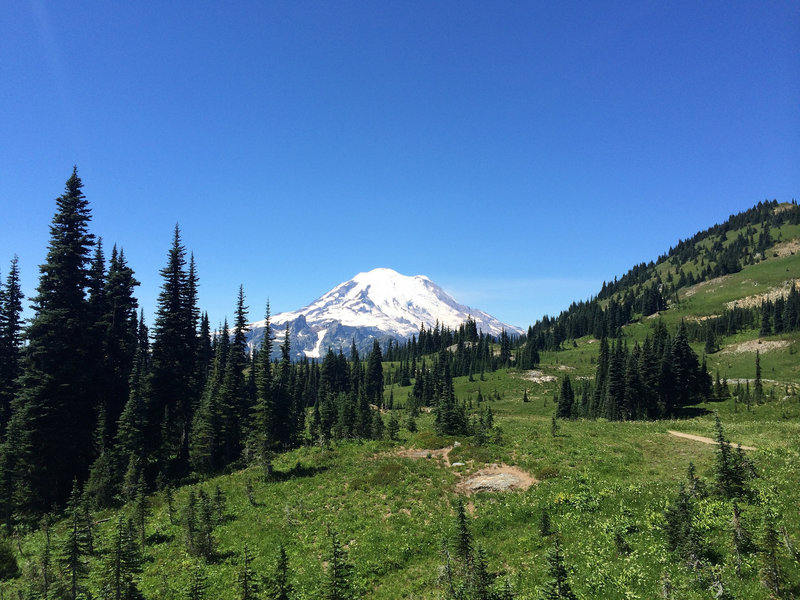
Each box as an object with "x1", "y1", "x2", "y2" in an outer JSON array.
[{"x1": 0, "y1": 172, "x2": 798, "y2": 598}]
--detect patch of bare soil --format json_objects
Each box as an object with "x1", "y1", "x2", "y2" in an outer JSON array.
[
  {"x1": 668, "y1": 430, "x2": 756, "y2": 451},
  {"x1": 683, "y1": 275, "x2": 732, "y2": 298},
  {"x1": 397, "y1": 446, "x2": 453, "y2": 466},
  {"x1": 721, "y1": 339, "x2": 790, "y2": 355},
  {"x1": 456, "y1": 464, "x2": 538, "y2": 495},
  {"x1": 519, "y1": 370, "x2": 558, "y2": 384},
  {"x1": 725, "y1": 279, "x2": 800, "y2": 310},
  {"x1": 772, "y1": 239, "x2": 800, "y2": 257}
]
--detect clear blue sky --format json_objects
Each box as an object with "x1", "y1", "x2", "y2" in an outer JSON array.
[{"x1": 2, "y1": 1, "x2": 798, "y2": 330}]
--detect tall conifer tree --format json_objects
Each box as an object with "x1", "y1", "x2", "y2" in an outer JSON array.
[{"x1": 10, "y1": 167, "x2": 96, "y2": 512}]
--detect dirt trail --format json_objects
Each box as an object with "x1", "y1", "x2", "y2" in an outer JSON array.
[{"x1": 668, "y1": 430, "x2": 756, "y2": 451}]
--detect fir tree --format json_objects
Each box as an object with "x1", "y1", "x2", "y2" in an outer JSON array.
[
  {"x1": 365, "y1": 340, "x2": 384, "y2": 408},
  {"x1": 540, "y1": 538, "x2": 577, "y2": 600},
  {"x1": 186, "y1": 564, "x2": 208, "y2": 600},
  {"x1": 325, "y1": 528, "x2": 355, "y2": 600},
  {"x1": 238, "y1": 544, "x2": 259, "y2": 600},
  {"x1": 0, "y1": 255, "x2": 24, "y2": 431},
  {"x1": 555, "y1": 376, "x2": 574, "y2": 419},
  {"x1": 150, "y1": 225, "x2": 198, "y2": 475},
  {"x1": 100, "y1": 515, "x2": 143, "y2": 600},
  {"x1": 59, "y1": 481, "x2": 90, "y2": 600},
  {"x1": 11, "y1": 167, "x2": 97, "y2": 512},
  {"x1": 266, "y1": 544, "x2": 292, "y2": 600}
]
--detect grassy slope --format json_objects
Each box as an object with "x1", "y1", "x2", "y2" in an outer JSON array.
[{"x1": 5, "y1": 230, "x2": 800, "y2": 599}]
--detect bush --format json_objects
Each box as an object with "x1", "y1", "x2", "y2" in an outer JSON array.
[{"x1": 0, "y1": 538, "x2": 19, "y2": 580}]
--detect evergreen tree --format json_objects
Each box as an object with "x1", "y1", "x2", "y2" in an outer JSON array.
[
  {"x1": 186, "y1": 564, "x2": 208, "y2": 600},
  {"x1": 365, "y1": 340, "x2": 384, "y2": 408},
  {"x1": 0, "y1": 255, "x2": 24, "y2": 431},
  {"x1": 325, "y1": 528, "x2": 355, "y2": 600},
  {"x1": 100, "y1": 515, "x2": 143, "y2": 600},
  {"x1": 59, "y1": 481, "x2": 91, "y2": 600},
  {"x1": 150, "y1": 225, "x2": 198, "y2": 475},
  {"x1": 101, "y1": 246, "x2": 140, "y2": 436},
  {"x1": 237, "y1": 544, "x2": 259, "y2": 600},
  {"x1": 555, "y1": 376, "x2": 574, "y2": 419},
  {"x1": 266, "y1": 544, "x2": 292, "y2": 600},
  {"x1": 540, "y1": 538, "x2": 577, "y2": 600},
  {"x1": 10, "y1": 167, "x2": 97, "y2": 512}
]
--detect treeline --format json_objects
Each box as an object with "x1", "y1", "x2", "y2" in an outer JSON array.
[
  {"x1": 384, "y1": 319, "x2": 526, "y2": 379},
  {"x1": 0, "y1": 169, "x2": 505, "y2": 523},
  {"x1": 555, "y1": 322, "x2": 712, "y2": 421},
  {"x1": 523, "y1": 200, "x2": 800, "y2": 353},
  {"x1": 0, "y1": 170, "x2": 416, "y2": 523}
]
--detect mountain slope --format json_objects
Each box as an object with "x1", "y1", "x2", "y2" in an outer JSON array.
[{"x1": 247, "y1": 268, "x2": 522, "y2": 358}]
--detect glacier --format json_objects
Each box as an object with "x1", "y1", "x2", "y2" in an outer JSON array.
[{"x1": 245, "y1": 268, "x2": 523, "y2": 360}]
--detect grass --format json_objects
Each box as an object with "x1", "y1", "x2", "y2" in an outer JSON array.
[{"x1": 5, "y1": 232, "x2": 800, "y2": 599}]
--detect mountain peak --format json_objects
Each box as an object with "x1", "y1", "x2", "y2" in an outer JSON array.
[{"x1": 248, "y1": 268, "x2": 522, "y2": 358}]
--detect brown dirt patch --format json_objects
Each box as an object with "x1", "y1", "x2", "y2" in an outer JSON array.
[
  {"x1": 668, "y1": 430, "x2": 756, "y2": 451},
  {"x1": 721, "y1": 339, "x2": 790, "y2": 355},
  {"x1": 772, "y1": 239, "x2": 800, "y2": 257},
  {"x1": 397, "y1": 446, "x2": 453, "y2": 466},
  {"x1": 456, "y1": 464, "x2": 538, "y2": 495},
  {"x1": 725, "y1": 279, "x2": 800, "y2": 310},
  {"x1": 519, "y1": 370, "x2": 558, "y2": 384},
  {"x1": 683, "y1": 275, "x2": 732, "y2": 298}
]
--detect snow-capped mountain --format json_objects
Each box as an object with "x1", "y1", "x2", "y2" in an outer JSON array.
[{"x1": 246, "y1": 268, "x2": 523, "y2": 360}]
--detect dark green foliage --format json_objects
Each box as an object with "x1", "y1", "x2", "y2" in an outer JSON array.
[
  {"x1": 539, "y1": 509, "x2": 553, "y2": 537},
  {"x1": 370, "y1": 411, "x2": 385, "y2": 440},
  {"x1": 325, "y1": 529, "x2": 355, "y2": 600},
  {"x1": 266, "y1": 544, "x2": 292, "y2": 600},
  {"x1": 455, "y1": 498, "x2": 473, "y2": 565},
  {"x1": 540, "y1": 538, "x2": 577, "y2": 600},
  {"x1": 713, "y1": 416, "x2": 755, "y2": 499},
  {"x1": 555, "y1": 376, "x2": 574, "y2": 419},
  {"x1": 0, "y1": 536, "x2": 18, "y2": 581},
  {"x1": 387, "y1": 412, "x2": 400, "y2": 441},
  {"x1": 0, "y1": 255, "x2": 24, "y2": 432},
  {"x1": 150, "y1": 226, "x2": 199, "y2": 475},
  {"x1": 238, "y1": 544, "x2": 259, "y2": 600},
  {"x1": 186, "y1": 564, "x2": 208, "y2": 600},
  {"x1": 760, "y1": 510, "x2": 783, "y2": 597},
  {"x1": 59, "y1": 481, "x2": 91, "y2": 599},
  {"x1": 100, "y1": 515, "x2": 143, "y2": 600},
  {"x1": 365, "y1": 340, "x2": 384, "y2": 408},
  {"x1": 133, "y1": 475, "x2": 150, "y2": 549},
  {"x1": 9, "y1": 168, "x2": 98, "y2": 513},
  {"x1": 731, "y1": 501, "x2": 754, "y2": 577}
]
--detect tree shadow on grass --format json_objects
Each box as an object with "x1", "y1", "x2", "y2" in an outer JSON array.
[
  {"x1": 672, "y1": 405, "x2": 712, "y2": 419},
  {"x1": 269, "y1": 462, "x2": 328, "y2": 482}
]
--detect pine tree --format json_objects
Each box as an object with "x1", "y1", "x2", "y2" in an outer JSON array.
[
  {"x1": 59, "y1": 481, "x2": 90, "y2": 600},
  {"x1": 0, "y1": 255, "x2": 24, "y2": 431},
  {"x1": 100, "y1": 515, "x2": 143, "y2": 600},
  {"x1": 555, "y1": 376, "x2": 574, "y2": 419},
  {"x1": 186, "y1": 564, "x2": 208, "y2": 600},
  {"x1": 150, "y1": 225, "x2": 198, "y2": 475},
  {"x1": 10, "y1": 167, "x2": 97, "y2": 512},
  {"x1": 753, "y1": 350, "x2": 763, "y2": 404},
  {"x1": 760, "y1": 510, "x2": 782, "y2": 597},
  {"x1": 325, "y1": 528, "x2": 355, "y2": 600},
  {"x1": 266, "y1": 544, "x2": 292, "y2": 600},
  {"x1": 365, "y1": 340, "x2": 384, "y2": 408},
  {"x1": 238, "y1": 544, "x2": 259, "y2": 600},
  {"x1": 219, "y1": 286, "x2": 249, "y2": 464},
  {"x1": 455, "y1": 498, "x2": 473, "y2": 565},
  {"x1": 540, "y1": 537, "x2": 577, "y2": 600},
  {"x1": 101, "y1": 246, "x2": 140, "y2": 436}
]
